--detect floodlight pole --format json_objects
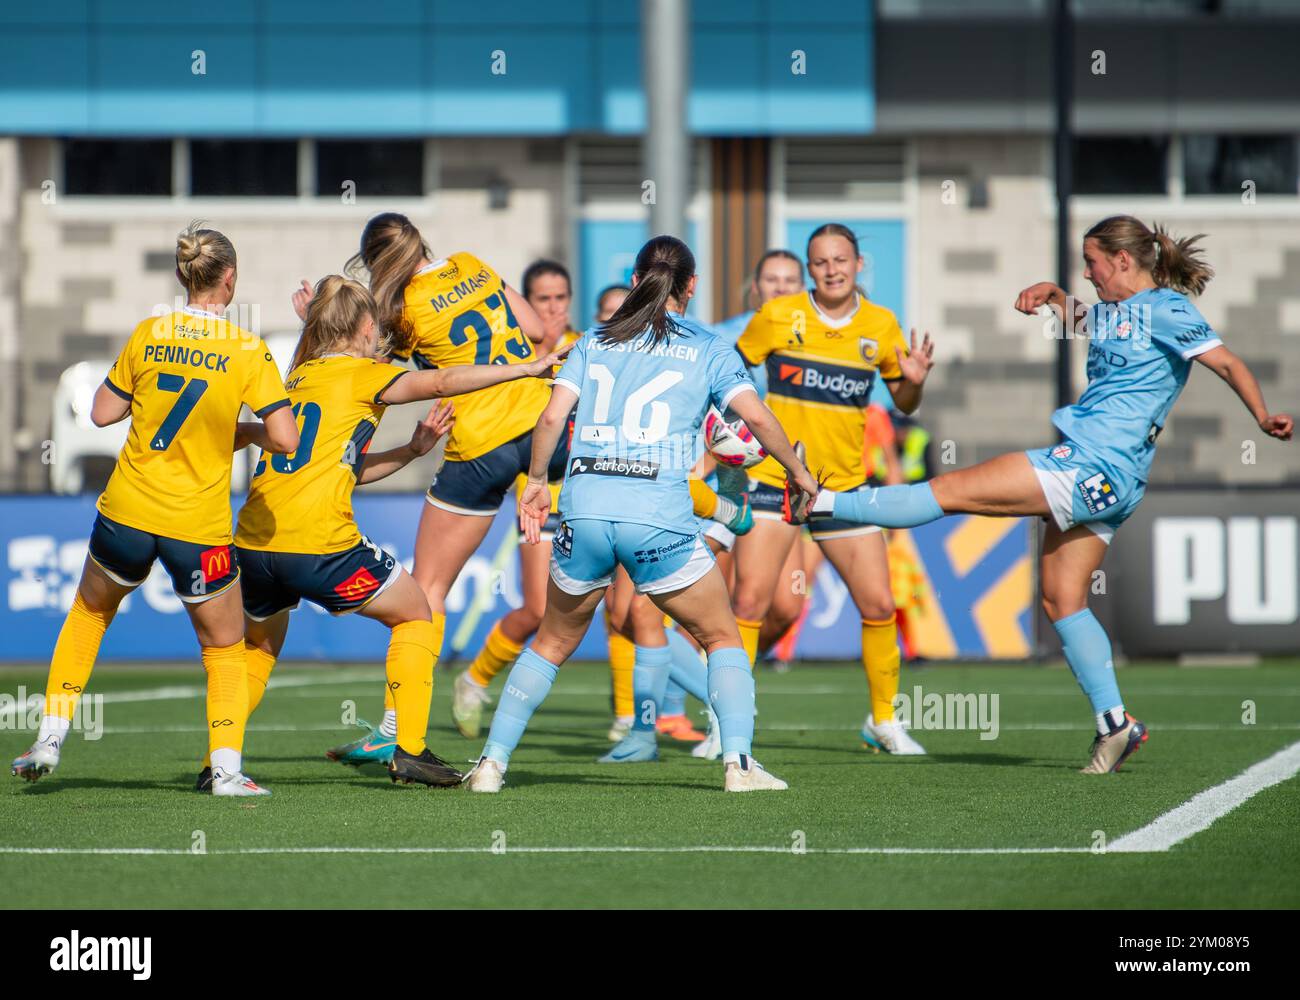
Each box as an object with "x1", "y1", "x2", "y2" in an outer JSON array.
[
  {"x1": 643, "y1": 0, "x2": 689, "y2": 241},
  {"x1": 1053, "y1": 0, "x2": 1074, "y2": 412}
]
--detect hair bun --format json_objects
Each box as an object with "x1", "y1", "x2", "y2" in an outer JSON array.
[{"x1": 176, "y1": 235, "x2": 201, "y2": 264}]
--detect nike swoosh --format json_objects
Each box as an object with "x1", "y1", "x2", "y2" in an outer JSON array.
[{"x1": 362, "y1": 741, "x2": 396, "y2": 752}]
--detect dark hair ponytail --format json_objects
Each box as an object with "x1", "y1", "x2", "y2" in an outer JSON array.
[
  {"x1": 1084, "y1": 215, "x2": 1214, "y2": 297},
  {"x1": 596, "y1": 235, "x2": 695, "y2": 347}
]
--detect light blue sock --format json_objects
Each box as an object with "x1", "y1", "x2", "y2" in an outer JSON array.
[
  {"x1": 1052, "y1": 609, "x2": 1124, "y2": 733},
  {"x1": 481, "y1": 647, "x2": 559, "y2": 766},
  {"x1": 665, "y1": 628, "x2": 709, "y2": 703},
  {"x1": 662, "y1": 678, "x2": 687, "y2": 717},
  {"x1": 631, "y1": 644, "x2": 672, "y2": 734},
  {"x1": 830, "y1": 482, "x2": 944, "y2": 529},
  {"x1": 707, "y1": 646, "x2": 755, "y2": 756}
]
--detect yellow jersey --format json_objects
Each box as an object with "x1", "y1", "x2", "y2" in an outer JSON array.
[
  {"x1": 235, "y1": 354, "x2": 405, "y2": 554},
  {"x1": 97, "y1": 307, "x2": 289, "y2": 546},
  {"x1": 510, "y1": 327, "x2": 581, "y2": 513},
  {"x1": 399, "y1": 252, "x2": 550, "y2": 463},
  {"x1": 737, "y1": 291, "x2": 908, "y2": 492}
]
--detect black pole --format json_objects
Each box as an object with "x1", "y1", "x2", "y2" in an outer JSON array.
[{"x1": 1053, "y1": 0, "x2": 1073, "y2": 412}]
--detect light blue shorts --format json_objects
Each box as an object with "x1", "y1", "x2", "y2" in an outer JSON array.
[
  {"x1": 549, "y1": 518, "x2": 716, "y2": 596},
  {"x1": 1025, "y1": 440, "x2": 1145, "y2": 544}
]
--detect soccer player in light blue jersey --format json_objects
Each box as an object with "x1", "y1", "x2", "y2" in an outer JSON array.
[
  {"x1": 464, "y1": 235, "x2": 819, "y2": 793},
  {"x1": 788, "y1": 215, "x2": 1293, "y2": 774}
]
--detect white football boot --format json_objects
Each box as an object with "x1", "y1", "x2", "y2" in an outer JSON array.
[
  {"x1": 862, "y1": 714, "x2": 927, "y2": 755},
  {"x1": 451, "y1": 670, "x2": 493, "y2": 740},
  {"x1": 11, "y1": 736, "x2": 61, "y2": 782},
  {"x1": 464, "y1": 756, "x2": 505, "y2": 793},
  {"x1": 691, "y1": 708, "x2": 723, "y2": 760},
  {"x1": 724, "y1": 755, "x2": 788, "y2": 792},
  {"x1": 211, "y1": 767, "x2": 271, "y2": 797}
]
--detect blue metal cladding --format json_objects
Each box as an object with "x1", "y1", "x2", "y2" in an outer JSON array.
[{"x1": 0, "y1": 1, "x2": 872, "y2": 135}]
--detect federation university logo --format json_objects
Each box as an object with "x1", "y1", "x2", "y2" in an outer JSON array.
[{"x1": 1078, "y1": 472, "x2": 1118, "y2": 514}]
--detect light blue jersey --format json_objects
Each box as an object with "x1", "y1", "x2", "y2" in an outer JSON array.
[
  {"x1": 1053, "y1": 288, "x2": 1221, "y2": 481},
  {"x1": 554, "y1": 315, "x2": 756, "y2": 535},
  {"x1": 712, "y1": 310, "x2": 767, "y2": 398}
]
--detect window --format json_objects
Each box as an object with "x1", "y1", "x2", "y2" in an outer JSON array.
[
  {"x1": 190, "y1": 140, "x2": 298, "y2": 196},
  {"x1": 315, "y1": 140, "x2": 424, "y2": 197},
  {"x1": 63, "y1": 140, "x2": 172, "y2": 196},
  {"x1": 1073, "y1": 137, "x2": 1169, "y2": 195},
  {"x1": 1184, "y1": 135, "x2": 1297, "y2": 196}
]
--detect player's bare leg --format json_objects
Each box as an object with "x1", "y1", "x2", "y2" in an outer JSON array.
[
  {"x1": 1040, "y1": 523, "x2": 1146, "y2": 772},
  {"x1": 730, "y1": 516, "x2": 800, "y2": 664}
]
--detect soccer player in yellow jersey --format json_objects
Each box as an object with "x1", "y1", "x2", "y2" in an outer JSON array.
[
  {"x1": 732, "y1": 224, "x2": 936, "y2": 755},
  {"x1": 223, "y1": 276, "x2": 571, "y2": 788},
  {"x1": 11, "y1": 224, "x2": 300, "y2": 796}
]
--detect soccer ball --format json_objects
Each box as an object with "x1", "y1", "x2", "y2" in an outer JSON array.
[{"x1": 703, "y1": 407, "x2": 766, "y2": 468}]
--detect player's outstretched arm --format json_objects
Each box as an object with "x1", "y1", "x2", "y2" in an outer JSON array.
[
  {"x1": 1194, "y1": 345, "x2": 1294, "y2": 441},
  {"x1": 357, "y1": 401, "x2": 454, "y2": 485},
  {"x1": 1014, "y1": 282, "x2": 1091, "y2": 333},
  {"x1": 380, "y1": 340, "x2": 574, "y2": 403},
  {"x1": 726, "y1": 389, "x2": 818, "y2": 496}
]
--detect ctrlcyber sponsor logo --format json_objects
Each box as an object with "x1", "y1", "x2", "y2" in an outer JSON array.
[
  {"x1": 50, "y1": 931, "x2": 152, "y2": 980},
  {"x1": 568, "y1": 455, "x2": 660, "y2": 481}
]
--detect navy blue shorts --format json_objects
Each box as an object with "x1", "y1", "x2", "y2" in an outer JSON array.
[
  {"x1": 88, "y1": 513, "x2": 239, "y2": 603},
  {"x1": 427, "y1": 429, "x2": 570, "y2": 516},
  {"x1": 237, "y1": 538, "x2": 401, "y2": 620},
  {"x1": 749, "y1": 481, "x2": 882, "y2": 541}
]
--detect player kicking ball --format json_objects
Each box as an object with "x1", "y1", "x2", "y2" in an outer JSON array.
[
  {"x1": 786, "y1": 215, "x2": 1292, "y2": 774},
  {"x1": 462, "y1": 235, "x2": 818, "y2": 793}
]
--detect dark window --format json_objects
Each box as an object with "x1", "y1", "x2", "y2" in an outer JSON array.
[
  {"x1": 315, "y1": 141, "x2": 424, "y2": 197},
  {"x1": 191, "y1": 140, "x2": 299, "y2": 196},
  {"x1": 1073, "y1": 137, "x2": 1169, "y2": 195},
  {"x1": 63, "y1": 140, "x2": 172, "y2": 196},
  {"x1": 1184, "y1": 135, "x2": 1297, "y2": 196}
]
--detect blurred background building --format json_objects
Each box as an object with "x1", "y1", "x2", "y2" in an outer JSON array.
[{"x1": 2, "y1": 0, "x2": 1299, "y2": 495}]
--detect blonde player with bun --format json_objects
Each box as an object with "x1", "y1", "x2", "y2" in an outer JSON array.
[{"x1": 11, "y1": 224, "x2": 299, "y2": 796}]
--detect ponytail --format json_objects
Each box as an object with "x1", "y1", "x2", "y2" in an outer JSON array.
[
  {"x1": 596, "y1": 235, "x2": 695, "y2": 347},
  {"x1": 1084, "y1": 215, "x2": 1214, "y2": 296},
  {"x1": 347, "y1": 212, "x2": 429, "y2": 360}
]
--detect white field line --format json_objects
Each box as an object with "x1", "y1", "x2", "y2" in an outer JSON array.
[
  {"x1": 85, "y1": 721, "x2": 1300, "y2": 736},
  {"x1": 0, "y1": 845, "x2": 1091, "y2": 857},
  {"x1": 4, "y1": 744, "x2": 1296, "y2": 860},
  {"x1": 1107, "y1": 740, "x2": 1300, "y2": 853}
]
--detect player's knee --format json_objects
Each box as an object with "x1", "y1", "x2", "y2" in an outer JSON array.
[
  {"x1": 731, "y1": 588, "x2": 772, "y2": 622},
  {"x1": 1041, "y1": 589, "x2": 1084, "y2": 622},
  {"x1": 858, "y1": 592, "x2": 895, "y2": 623}
]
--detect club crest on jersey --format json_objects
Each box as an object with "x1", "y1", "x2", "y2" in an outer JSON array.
[
  {"x1": 859, "y1": 337, "x2": 879, "y2": 363},
  {"x1": 1116, "y1": 321, "x2": 1132, "y2": 340},
  {"x1": 1078, "y1": 472, "x2": 1119, "y2": 514},
  {"x1": 553, "y1": 521, "x2": 573, "y2": 559},
  {"x1": 1051, "y1": 444, "x2": 1073, "y2": 461}
]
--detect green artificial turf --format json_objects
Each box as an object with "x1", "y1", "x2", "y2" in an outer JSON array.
[{"x1": 2, "y1": 660, "x2": 1297, "y2": 908}]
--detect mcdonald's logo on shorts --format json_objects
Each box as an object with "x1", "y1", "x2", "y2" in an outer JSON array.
[
  {"x1": 200, "y1": 545, "x2": 232, "y2": 583},
  {"x1": 334, "y1": 567, "x2": 381, "y2": 601}
]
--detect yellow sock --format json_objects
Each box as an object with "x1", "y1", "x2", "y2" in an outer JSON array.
[
  {"x1": 736, "y1": 618, "x2": 763, "y2": 667},
  {"x1": 202, "y1": 645, "x2": 275, "y2": 771},
  {"x1": 862, "y1": 615, "x2": 901, "y2": 722},
  {"x1": 468, "y1": 621, "x2": 524, "y2": 687},
  {"x1": 607, "y1": 626, "x2": 635, "y2": 719},
  {"x1": 388, "y1": 619, "x2": 436, "y2": 755},
  {"x1": 688, "y1": 477, "x2": 718, "y2": 519},
  {"x1": 44, "y1": 593, "x2": 112, "y2": 721},
  {"x1": 386, "y1": 611, "x2": 444, "y2": 712},
  {"x1": 204, "y1": 640, "x2": 249, "y2": 758},
  {"x1": 246, "y1": 645, "x2": 277, "y2": 717}
]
